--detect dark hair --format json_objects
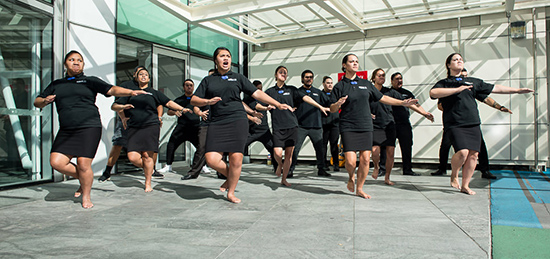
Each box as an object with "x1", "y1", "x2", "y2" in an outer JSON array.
[
  {"x1": 301, "y1": 69, "x2": 314, "y2": 79},
  {"x1": 341, "y1": 53, "x2": 358, "y2": 72},
  {"x1": 370, "y1": 68, "x2": 384, "y2": 83},
  {"x1": 133, "y1": 65, "x2": 146, "y2": 75},
  {"x1": 252, "y1": 80, "x2": 262, "y2": 86},
  {"x1": 184, "y1": 79, "x2": 194, "y2": 85},
  {"x1": 208, "y1": 69, "x2": 216, "y2": 74},
  {"x1": 461, "y1": 68, "x2": 467, "y2": 72},
  {"x1": 213, "y1": 47, "x2": 231, "y2": 70},
  {"x1": 64, "y1": 50, "x2": 83, "y2": 63},
  {"x1": 391, "y1": 72, "x2": 402, "y2": 81},
  {"x1": 275, "y1": 65, "x2": 287, "y2": 75},
  {"x1": 445, "y1": 53, "x2": 462, "y2": 77},
  {"x1": 322, "y1": 76, "x2": 332, "y2": 83}
]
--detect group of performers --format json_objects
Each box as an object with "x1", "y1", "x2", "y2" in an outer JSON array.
[{"x1": 34, "y1": 49, "x2": 533, "y2": 208}]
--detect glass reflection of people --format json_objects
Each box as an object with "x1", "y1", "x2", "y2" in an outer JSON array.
[
  {"x1": 3, "y1": 78, "x2": 30, "y2": 170},
  {"x1": 112, "y1": 68, "x2": 184, "y2": 193},
  {"x1": 191, "y1": 47, "x2": 290, "y2": 203},
  {"x1": 33, "y1": 50, "x2": 146, "y2": 208},
  {"x1": 429, "y1": 53, "x2": 533, "y2": 195}
]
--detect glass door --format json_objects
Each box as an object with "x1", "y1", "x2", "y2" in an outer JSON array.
[{"x1": 152, "y1": 46, "x2": 189, "y2": 165}]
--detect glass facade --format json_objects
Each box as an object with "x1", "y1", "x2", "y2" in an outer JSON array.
[
  {"x1": 0, "y1": 1, "x2": 53, "y2": 187},
  {"x1": 189, "y1": 22, "x2": 239, "y2": 58},
  {"x1": 117, "y1": 0, "x2": 189, "y2": 52}
]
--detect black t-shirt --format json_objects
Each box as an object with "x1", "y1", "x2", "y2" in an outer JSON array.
[
  {"x1": 265, "y1": 84, "x2": 306, "y2": 130},
  {"x1": 38, "y1": 73, "x2": 112, "y2": 130},
  {"x1": 388, "y1": 87, "x2": 415, "y2": 124},
  {"x1": 116, "y1": 86, "x2": 170, "y2": 128},
  {"x1": 320, "y1": 89, "x2": 339, "y2": 126},
  {"x1": 332, "y1": 77, "x2": 383, "y2": 132},
  {"x1": 194, "y1": 71, "x2": 258, "y2": 124},
  {"x1": 431, "y1": 76, "x2": 494, "y2": 129},
  {"x1": 295, "y1": 86, "x2": 323, "y2": 129},
  {"x1": 370, "y1": 87, "x2": 397, "y2": 129},
  {"x1": 173, "y1": 94, "x2": 200, "y2": 127}
]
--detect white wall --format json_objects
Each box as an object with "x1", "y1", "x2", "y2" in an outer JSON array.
[
  {"x1": 65, "y1": 0, "x2": 117, "y2": 174},
  {"x1": 249, "y1": 8, "x2": 548, "y2": 167}
]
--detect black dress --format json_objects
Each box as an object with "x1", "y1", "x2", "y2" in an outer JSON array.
[
  {"x1": 194, "y1": 71, "x2": 258, "y2": 153},
  {"x1": 332, "y1": 77, "x2": 383, "y2": 152},
  {"x1": 431, "y1": 76, "x2": 493, "y2": 152},
  {"x1": 38, "y1": 73, "x2": 113, "y2": 158}
]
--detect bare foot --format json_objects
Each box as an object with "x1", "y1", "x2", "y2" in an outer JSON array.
[
  {"x1": 145, "y1": 183, "x2": 153, "y2": 192},
  {"x1": 384, "y1": 180, "x2": 395, "y2": 186},
  {"x1": 281, "y1": 180, "x2": 291, "y2": 187},
  {"x1": 74, "y1": 187, "x2": 82, "y2": 198},
  {"x1": 372, "y1": 168, "x2": 379, "y2": 180},
  {"x1": 81, "y1": 197, "x2": 93, "y2": 209},
  {"x1": 347, "y1": 179, "x2": 355, "y2": 192},
  {"x1": 220, "y1": 181, "x2": 228, "y2": 192},
  {"x1": 461, "y1": 187, "x2": 476, "y2": 195},
  {"x1": 227, "y1": 194, "x2": 241, "y2": 204},
  {"x1": 450, "y1": 177, "x2": 460, "y2": 190},
  {"x1": 275, "y1": 165, "x2": 282, "y2": 177},
  {"x1": 356, "y1": 189, "x2": 371, "y2": 199}
]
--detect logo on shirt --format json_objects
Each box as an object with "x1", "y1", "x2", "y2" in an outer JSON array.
[
  {"x1": 227, "y1": 78, "x2": 237, "y2": 82},
  {"x1": 306, "y1": 90, "x2": 311, "y2": 93},
  {"x1": 312, "y1": 93, "x2": 319, "y2": 96},
  {"x1": 76, "y1": 80, "x2": 86, "y2": 83},
  {"x1": 283, "y1": 92, "x2": 290, "y2": 96},
  {"x1": 186, "y1": 97, "x2": 191, "y2": 100},
  {"x1": 326, "y1": 92, "x2": 331, "y2": 95},
  {"x1": 351, "y1": 81, "x2": 358, "y2": 85},
  {"x1": 221, "y1": 75, "x2": 228, "y2": 80},
  {"x1": 464, "y1": 81, "x2": 473, "y2": 85},
  {"x1": 278, "y1": 90, "x2": 284, "y2": 94},
  {"x1": 358, "y1": 86, "x2": 368, "y2": 89}
]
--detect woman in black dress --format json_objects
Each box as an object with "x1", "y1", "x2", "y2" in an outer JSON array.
[
  {"x1": 191, "y1": 47, "x2": 290, "y2": 203},
  {"x1": 112, "y1": 68, "x2": 184, "y2": 193},
  {"x1": 330, "y1": 54, "x2": 417, "y2": 199},
  {"x1": 429, "y1": 53, "x2": 532, "y2": 195},
  {"x1": 33, "y1": 50, "x2": 146, "y2": 208}
]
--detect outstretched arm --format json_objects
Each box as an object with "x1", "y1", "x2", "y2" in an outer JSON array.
[
  {"x1": 379, "y1": 95, "x2": 418, "y2": 107},
  {"x1": 409, "y1": 103, "x2": 434, "y2": 122},
  {"x1": 482, "y1": 97, "x2": 512, "y2": 114},
  {"x1": 491, "y1": 84, "x2": 534, "y2": 94},
  {"x1": 430, "y1": 86, "x2": 473, "y2": 99},
  {"x1": 251, "y1": 90, "x2": 292, "y2": 111},
  {"x1": 302, "y1": 95, "x2": 330, "y2": 115}
]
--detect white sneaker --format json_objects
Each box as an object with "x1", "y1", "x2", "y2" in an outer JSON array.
[
  {"x1": 202, "y1": 166, "x2": 211, "y2": 174},
  {"x1": 158, "y1": 165, "x2": 174, "y2": 173}
]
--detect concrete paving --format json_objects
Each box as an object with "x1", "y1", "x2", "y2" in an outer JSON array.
[{"x1": 0, "y1": 162, "x2": 491, "y2": 258}]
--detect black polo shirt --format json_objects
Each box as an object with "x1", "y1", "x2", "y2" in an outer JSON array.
[
  {"x1": 173, "y1": 94, "x2": 200, "y2": 127},
  {"x1": 295, "y1": 86, "x2": 323, "y2": 129},
  {"x1": 388, "y1": 87, "x2": 415, "y2": 124},
  {"x1": 194, "y1": 71, "x2": 258, "y2": 125},
  {"x1": 431, "y1": 76, "x2": 494, "y2": 129},
  {"x1": 332, "y1": 77, "x2": 383, "y2": 132},
  {"x1": 38, "y1": 73, "x2": 112, "y2": 130},
  {"x1": 116, "y1": 86, "x2": 170, "y2": 128},
  {"x1": 265, "y1": 84, "x2": 306, "y2": 130},
  {"x1": 320, "y1": 89, "x2": 339, "y2": 126},
  {"x1": 370, "y1": 87, "x2": 397, "y2": 129}
]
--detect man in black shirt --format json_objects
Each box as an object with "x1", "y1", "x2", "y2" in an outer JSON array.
[
  {"x1": 380, "y1": 72, "x2": 433, "y2": 176},
  {"x1": 243, "y1": 80, "x2": 278, "y2": 170},
  {"x1": 289, "y1": 70, "x2": 331, "y2": 177},
  {"x1": 320, "y1": 76, "x2": 340, "y2": 172},
  {"x1": 158, "y1": 79, "x2": 205, "y2": 179}
]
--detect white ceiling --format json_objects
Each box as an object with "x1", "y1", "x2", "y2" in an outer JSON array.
[{"x1": 150, "y1": 0, "x2": 548, "y2": 45}]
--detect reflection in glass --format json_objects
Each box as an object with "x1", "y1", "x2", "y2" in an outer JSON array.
[{"x1": 0, "y1": 2, "x2": 52, "y2": 187}]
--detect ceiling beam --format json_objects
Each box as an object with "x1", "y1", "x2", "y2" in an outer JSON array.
[
  {"x1": 198, "y1": 20, "x2": 259, "y2": 45},
  {"x1": 149, "y1": 0, "x2": 193, "y2": 23},
  {"x1": 313, "y1": 0, "x2": 363, "y2": 33},
  {"x1": 192, "y1": 0, "x2": 315, "y2": 23}
]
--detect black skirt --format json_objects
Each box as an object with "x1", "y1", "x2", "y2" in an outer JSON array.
[
  {"x1": 448, "y1": 125, "x2": 482, "y2": 152},
  {"x1": 341, "y1": 131, "x2": 373, "y2": 152},
  {"x1": 206, "y1": 119, "x2": 248, "y2": 153},
  {"x1": 272, "y1": 127, "x2": 298, "y2": 148},
  {"x1": 126, "y1": 124, "x2": 160, "y2": 152},
  {"x1": 51, "y1": 127, "x2": 102, "y2": 158},
  {"x1": 372, "y1": 123, "x2": 396, "y2": 147}
]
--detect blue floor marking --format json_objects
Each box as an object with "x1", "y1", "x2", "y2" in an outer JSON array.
[
  {"x1": 518, "y1": 170, "x2": 550, "y2": 204},
  {"x1": 490, "y1": 170, "x2": 542, "y2": 229}
]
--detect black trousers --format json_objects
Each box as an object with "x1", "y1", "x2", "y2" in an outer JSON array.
[
  {"x1": 290, "y1": 127, "x2": 325, "y2": 171},
  {"x1": 438, "y1": 129, "x2": 489, "y2": 171},
  {"x1": 187, "y1": 126, "x2": 208, "y2": 176},
  {"x1": 166, "y1": 125, "x2": 199, "y2": 165},
  {"x1": 244, "y1": 125, "x2": 277, "y2": 169},
  {"x1": 322, "y1": 124, "x2": 339, "y2": 168},
  {"x1": 396, "y1": 123, "x2": 413, "y2": 173}
]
